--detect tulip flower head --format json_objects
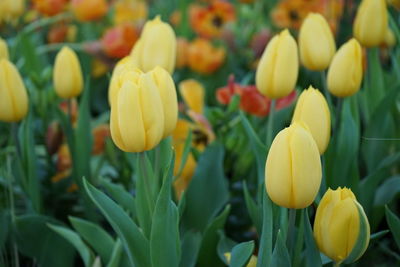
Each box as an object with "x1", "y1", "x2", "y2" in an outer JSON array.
[
  {"x1": 292, "y1": 86, "x2": 331, "y2": 154},
  {"x1": 110, "y1": 70, "x2": 165, "y2": 152},
  {"x1": 327, "y1": 38, "x2": 363, "y2": 97},
  {"x1": 353, "y1": 0, "x2": 388, "y2": 47},
  {"x1": 266, "y1": 122, "x2": 322, "y2": 209},
  {"x1": 0, "y1": 59, "x2": 29, "y2": 122},
  {"x1": 53, "y1": 46, "x2": 84, "y2": 99},
  {"x1": 256, "y1": 29, "x2": 299, "y2": 99},
  {"x1": 130, "y1": 15, "x2": 176, "y2": 73},
  {"x1": 298, "y1": 13, "x2": 336, "y2": 71},
  {"x1": 314, "y1": 187, "x2": 370, "y2": 263}
]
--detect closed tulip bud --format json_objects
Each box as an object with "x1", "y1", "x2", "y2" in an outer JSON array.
[
  {"x1": 0, "y1": 59, "x2": 29, "y2": 122},
  {"x1": 327, "y1": 39, "x2": 363, "y2": 97},
  {"x1": 0, "y1": 37, "x2": 9, "y2": 60},
  {"x1": 53, "y1": 46, "x2": 84, "y2": 99},
  {"x1": 353, "y1": 0, "x2": 388, "y2": 47},
  {"x1": 256, "y1": 29, "x2": 299, "y2": 99},
  {"x1": 292, "y1": 86, "x2": 331, "y2": 154},
  {"x1": 314, "y1": 187, "x2": 370, "y2": 263},
  {"x1": 130, "y1": 15, "x2": 176, "y2": 73},
  {"x1": 110, "y1": 71, "x2": 165, "y2": 152},
  {"x1": 266, "y1": 122, "x2": 321, "y2": 209},
  {"x1": 298, "y1": 13, "x2": 336, "y2": 71},
  {"x1": 150, "y1": 66, "x2": 178, "y2": 137}
]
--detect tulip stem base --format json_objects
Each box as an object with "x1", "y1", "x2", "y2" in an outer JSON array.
[
  {"x1": 287, "y1": 208, "x2": 296, "y2": 255},
  {"x1": 266, "y1": 100, "x2": 276, "y2": 148},
  {"x1": 320, "y1": 71, "x2": 334, "y2": 113}
]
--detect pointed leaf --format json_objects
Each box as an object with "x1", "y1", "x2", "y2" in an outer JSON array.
[{"x1": 229, "y1": 241, "x2": 255, "y2": 267}]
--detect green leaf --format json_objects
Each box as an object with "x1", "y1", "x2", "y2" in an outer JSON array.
[
  {"x1": 303, "y1": 209, "x2": 322, "y2": 267},
  {"x1": 175, "y1": 129, "x2": 193, "y2": 179},
  {"x1": 107, "y1": 239, "x2": 123, "y2": 267},
  {"x1": 150, "y1": 155, "x2": 181, "y2": 267},
  {"x1": 217, "y1": 232, "x2": 237, "y2": 264},
  {"x1": 69, "y1": 216, "x2": 115, "y2": 264},
  {"x1": 365, "y1": 47, "x2": 385, "y2": 116},
  {"x1": 257, "y1": 191, "x2": 273, "y2": 267},
  {"x1": 48, "y1": 224, "x2": 94, "y2": 267},
  {"x1": 229, "y1": 241, "x2": 255, "y2": 267},
  {"x1": 197, "y1": 205, "x2": 231, "y2": 267},
  {"x1": 370, "y1": 230, "x2": 389, "y2": 241},
  {"x1": 343, "y1": 202, "x2": 370, "y2": 264},
  {"x1": 374, "y1": 176, "x2": 400, "y2": 206},
  {"x1": 182, "y1": 143, "x2": 229, "y2": 232},
  {"x1": 243, "y1": 181, "x2": 261, "y2": 234},
  {"x1": 15, "y1": 215, "x2": 75, "y2": 267},
  {"x1": 179, "y1": 231, "x2": 202, "y2": 267},
  {"x1": 385, "y1": 206, "x2": 400, "y2": 251},
  {"x1": 270, "y1": 230, "x2": 291, "y2": 267},
  {"x1": 239, "y1": 112, "x2": 266, "y2": 183},
  {"x1": 20, "y1": 110, "x2": 41, "y2": 212},
  {"x1": 83, "y1": 178, "x2": 151, "y2": 267},
  {"x1": 74, "y1": 79, "x2": 93, "y2": 185},
  {"x1": 101, "y1": 179, "x2": 136, "y2": 217}
]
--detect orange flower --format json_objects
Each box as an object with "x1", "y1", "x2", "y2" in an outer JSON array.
[
  {"x1": 190, "y1": 0, "x2": 235, "y2": 38},
  {"x1": 91, "y1": 59, "x2": 109, "y2": 78},
  {"x1": 59, "y1": 99, "x2": 79, "y2": 125},
  {"x1": 187, "y1": 38, "x2": 226, "y2": 74},
  {"x1": 47, "y1": 24, "x2": 69, "y2": 44},
  {"x1": 101, "y1": 24, "x2": 139, "y2": 58},
  {"x1": 113, "y1": 0, "x2": 148, "y2": 25},
  {"x1": 71, "y1": 0, "x2": 108, "y2": 21},
  {"x1": 92, "y1": 124, "x2": 111, "y2": 155},
  {"x1": 176, "y1": 37, "x2": 189, "y2": 69},
  {"x1": 33, "y1": 0, "x2": 67, "y2": 16},
  {"x1": 272, "y1": 0, "x2": 344, "y2": 31},
  {"x1": 216, "y1": 75, "x2": 297, "y2": 117}
]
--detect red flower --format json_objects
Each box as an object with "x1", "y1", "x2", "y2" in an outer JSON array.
[{"x1": 101, "y1": 24, "x2": 139, "y2": 58}]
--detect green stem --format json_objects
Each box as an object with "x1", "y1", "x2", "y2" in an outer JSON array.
[
  {"x1": 7, "y1": 156, "x2": 19, "y2": 267},
  {"x1": 287, "y1": 208, "x2": 296, "y2": 255},
  {"x1": 139, "y1": 152, "x2": 154, "y2": 216},
  {"x1": 334, "y1": 98, "x2": 343, "y2": 135},
  {"x1": 266, "y1": 100, "x2": 276, "y2": 148},
  {"x1": 37, "y1": 43, "x2": 84, "y2": 55},
  {"x1": 333, "y1": 262, "x2": 341, "y2": 267},
  {"x1": 22, "y1": 13, "x2": 73, "y2": 34}
]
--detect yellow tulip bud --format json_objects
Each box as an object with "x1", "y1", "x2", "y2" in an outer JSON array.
[
  {"x1": 298, "y1": 13, "x2": 336, "y2": 71},
  {"x1": 256, "y1": 29, "x2": 299, "y2": 99},
  {"x1": 384, "y1": 28, "x2": 396, "y2": 47},
  {"x1": 0, "y1": 59, "x2": 29, "y2": 122},
  {"x1": 110, "y1": 72, "x2": 165, "y2": 152},
  {"x1": 150, "y1": 66, "x2": 178, "y2": 137},
  {"x1": 53, "y1": 46, "x2": 83, "y2": 99},
  {"x1": 130, "y1": 15, "x2": 176, "y2": 73},
  {"x1": 179, "y1": 79, "x2": 205, "y2": 114},
  {"x1": 353, "y1": 0, "x2": 388, "y2": 47},
  {"x1": 108, "y1": 56, "x2": 139, "y2": 106},
  {"x1": 266, "y1": 122, "x2": 321, "y2": 209},
  {"x1": 292, "y1": 86, "x2": 331, "y2": 154},
  {"x1": 0, "y1": 37, "x2": 9, "y2": 60},
  {"x1": 314, "y1": 187, "x2": 370, "y2": 263},
  {"x1": 327, "y1": 38, "x2": 363, "y2": 97}
]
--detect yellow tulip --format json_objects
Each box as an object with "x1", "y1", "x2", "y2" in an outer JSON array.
[
  {"x1": 314, "y1": 187, "x2": 370, "y2": 263},
  {"x1": 53, "y1": 46, "x2": 83, "y2": 99},
  {"x1": 266, "y1": 122, "x2": 321, "y2": 209},
  {"x1": 130, "y1": 15, "x2": 176, "y2": 73},
  {"x1": 292, "y1": 86, "x2": 331, "y2": 154},
  {"x1": 256, "y1": 29, "x2": 298, "y2": 99},
  {"x1": 298, "y1": 13, "x2": 336, "y2": 71},
  {"x1": 353, "y1": 0, "x2": 388, "y2": 47},
  {"x1": 108, "y1": 56, "x2": 139, "y2": 106},
  {"x1": 0, "y1": 37, "x2": 9, "y2": 60},
  {"x1": 0, "y1": 0, "x2": 24, "y2": 23},
  {"x1": 327, "y1": 38, "x2": 363, "y2": 97},
  {"x1": 0, "y1": 59, "x2": 29, "y2": 122},
  {"x1": 150, "y1": 66, "x2": 178, "y2": 137},
  {"x1": 110, "y1": 71, "x2": 164, "y2": 152},
  {"x1": 179, "y1": 79, "x2": 205, "y2": 114},
  {"x1": 224, "y1": 252, "x2": 257, "y2": 267}
]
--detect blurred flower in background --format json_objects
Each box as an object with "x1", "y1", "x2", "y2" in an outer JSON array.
[
  {"x1": 33, "y1": 0, "x2": 68, "y2": 16},
  {"x1": 113, "y1": 0, "x2": 148, "y2": 25},
  {"x1": 187, "y1": 38, "x2": 226, "y2": 74},
  {"x1": 101, "y1": 24, "x2": 139, "y2": 58},
  {"x1": 71, "y1": 0, "x2": 108, "y2": 21},
  {"x1": 190, "y1": 0, "x2": 236, "y2": 38}
]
